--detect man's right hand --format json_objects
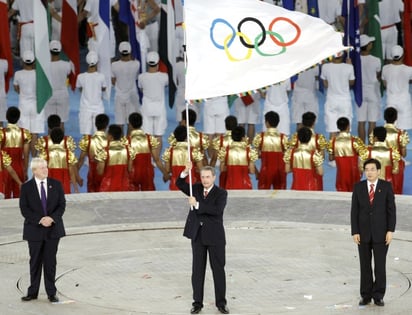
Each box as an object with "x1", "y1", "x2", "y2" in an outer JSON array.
[
  {"x1": 353, "y1": 234, "x2": 360, "y2": 245},
  {"x1": 184, "y1": 161, "x2": 193, "y2": 173}
]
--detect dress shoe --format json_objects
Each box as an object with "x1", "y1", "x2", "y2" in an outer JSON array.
[
  {"x1": 190, "y1": 305, "x2": 202, "y2": 314},
  {"x1": 21, "y1": 295, "x2": 37, "y2": 302},
  {"x1": 374, "y1": 298, "x2": 384, "y2": 306},
  {"x1": 217, "y1": 305, "x2": 230, "y2": 314},
  {"x1": 358, "y1": 298, "x2": 371, "y2": 306},
  {"x1": 48, "y1": 295, "x2": 59, "y2": 303}
]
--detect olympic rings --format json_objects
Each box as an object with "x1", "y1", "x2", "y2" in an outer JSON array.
[
  {"x1": 255, "y1": 31, "x2": 286, "y2": 57},
  {"x1": 224, "y1": 32, "x2": 253, "y2": 62},
  {"x1": 237, "y1": 17, "x2": 266, "y2": 49},
  {"x1": 209, "y1": 16, "x2": 301, "y2": 60},
  {"x1": 269, "y1": 17, "x2": 301, "y2": 47},
  {"x1": 210, "y1": 18, "x2": 236, "y2": 50}
]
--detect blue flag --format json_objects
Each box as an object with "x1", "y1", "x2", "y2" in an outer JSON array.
[
  {"x1": 282, "y1": 0, "x2": 294, "y2": 10},
  {"x1": 307, "y1": 0, "x2": 319, "y2": 17},
  {"x1": 342, "y1": 0, "x2": 362, "y2": 107}
]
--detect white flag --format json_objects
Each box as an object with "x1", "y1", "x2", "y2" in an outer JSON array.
[{"x1": 184, "y1": 0, "x2": 347, "y2": 100}]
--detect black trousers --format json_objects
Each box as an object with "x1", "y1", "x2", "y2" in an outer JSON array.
[
  {"x1": 358, "y1": 241, "x2": 388, "y2": 300},
  {"x1": 191, "y1": 234, "x2": 226, "y2": 308},
  {"x1": 27, "y1": 239, "x2": 60, "y2": 297}
]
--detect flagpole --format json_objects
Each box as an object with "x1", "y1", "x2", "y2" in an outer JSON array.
[{"x1": 182, "y1": 3, "x2": 193, "y2": 198}]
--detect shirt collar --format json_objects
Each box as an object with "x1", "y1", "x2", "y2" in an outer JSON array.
[
  {"x1": 204, "y1": 185, "x2": 214, "y2": 193},
  {"x1": 367, "y1": 179, "x2": 378, "y2": 188}
]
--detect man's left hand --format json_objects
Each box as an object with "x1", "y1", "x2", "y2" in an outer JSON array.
[{"x1": 385, "y1": 231, "x2": 393, "y2": 245}]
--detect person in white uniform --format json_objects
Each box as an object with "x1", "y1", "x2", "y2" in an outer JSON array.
[
  {"x1": 13, "y1": 51, "x2": 45, "y2": 156},
  {"x1": 233, "y1": 92, "x2": 261, "y2": 142},
  {"x1": 138, "y1": 51, "x2": 168, "y2": 151},
  {"x1": 76, "y1": 51, "x2": 107, "y2": 135},
  {"x1": 262, "y1": 80, "x2": 291, "y2": 136},
  {"x1": 382, "y1": 45, "x2": 412, "y2": 131},
  {"x1": 357, "y1": 35, "x2": 382, "y2": 144},
  {"x1": 379, "y1": 0, "x2": 403, "y2": 61},
  {"x1": 321, "y1": 53, "x2": 355, "y2": 138},
  {"x1": 44, "y1": 40, "x2": 72, "y2": 129},
  {"x1": 111, "y1": 41, "x2": 140, "y2": 132},
  {"x1": 0, "y1": 58, "x2": 8, "y2": 126},
  {"x1": 291, "y1": 66, "x2": 319, "y2": 131},
  {"x1": 9, "y1": 0, "x2": 34, "y2": 55}
]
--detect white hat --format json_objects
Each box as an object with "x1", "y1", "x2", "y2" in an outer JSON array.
[
  {"x1": 147, "y1": 51, "x2": 159, "y2": 66},
  {"x1": 22, "y1": 50, "x2": 35, "y2": 63},
  {"x1": 391, "y1": 45, "x2": 404, "y2": 60},
  {"x1": 86, "y1": 51, "x2": 99, "y2": 66},
  {"x1": 118, "y1": 41, "x2": 131, "y2": 54},
  {"x1": 360, "y1": 34, "x2": 375, "y2": 47},
  {"x1": 49, "y1": 40, "x2": 62, "y2": 52}
]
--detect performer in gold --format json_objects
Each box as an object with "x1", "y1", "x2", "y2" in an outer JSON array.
[
  {"x1": 284, "y1": 127, "x2": 324, "y2": 191},
  {"x1": 168, "y1": 109, "x2": 210, "y2": 167},
  {"x1": 218, "y1": 126, "x2": 258, "y2": 190},
  {"x1": 162, "y1": 125, "x2": 204, "y2": 191},
  {"x1": 328, "y1": 117, "x2": 365, "y2": 192},
  {"x1": 127, "y1": 112, "x2": 166, "y2": 191},
  {"x1": 39, "y1": 127, "x2": 79, "y2": 194},
  {"x1": 211, "y1": 115, "x2": 237, "y2": 186},
  {"x1": 253, "y1": 111, "x2": 289, "y2": 189},
  {"x1": 360, "y1": 126, "x2": 401, "y2": 183},
  {"x1": 0, "y1": 107, "x2": 31, "y2": 198},
  {"x1": 369, "y1": 108, "x2": 409, "y2": 194},
  {"x1": 288, "y1": 112, "x2": 328, "y2": 190},
  {"x1": 0, "y1": 150, "x2": 23, "y2": 199},
  {"x1": 78, "y1": 114, "x2": 109, "y2": 192},
  {"x1": 96, "y1": 125, "x2": 135, "y2": 192}
]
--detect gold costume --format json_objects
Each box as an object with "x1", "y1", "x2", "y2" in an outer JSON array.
[
  {"x1": 253, "y1": 128, "x2": 289, "y2": 153},
  {"x1": 0, "y1": 150, "x2": 12, "y2": 169},
  {"x1": 168, "y1": 127, "x2": 210, "y2": 153},
  {"x1": 39, "y1": 145, "x2": 78, "y2": 168},
  {"x1": 217, "y1": 142, "x2": 258, "y2": 165},
  {"x1": 368, "y1": 124, "x2": 410, "y2": 150},
  {"x1": 162, "y1": 142, "x2": 204, "y2": 166},
  {"x1": 95, "y1": 141, "x2": 135, "y2": 166},
  {"x1": 78, "y1": 131, "x2": 108, "y2": 159},
  {"x1": 284, "y1": 144, "x2": 324, "y2": 169},
  {"x1": 289, "y1": 128, "x2": 328, "y2": 154},
  {"x1": 1, "y1": 124, "x2": 32, "y2": 147},
  {"x1": 328, "y1": 132, "x2": 365, "y2": 157},
  {"x1": 359, "y1": 142, "x2": 401, "y2": 179},
  {"x1": 129, "y1": 129, "x2": 160, "y2": 153},
  {"x1": 212, "y1": 131, "x2": 232, "y2": 151},
  {"x1": 35, "y1": 135, "x2": 76, "y2": 155}
]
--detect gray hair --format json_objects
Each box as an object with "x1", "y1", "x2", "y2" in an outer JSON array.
[
  {"x1": 200, "y1": 165, "x2": 216, "y2": 176},
  {"x1": 30, "y1": 157, "x2": 47, "y2": 170}
]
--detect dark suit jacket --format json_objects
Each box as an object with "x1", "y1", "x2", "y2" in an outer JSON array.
[
  {"x1": 20, "y1": 177, "x2": 66, "y2": 241},
  {"x1": 176, "y1": 176, "x2": 227, "y2": 246},
  {"x1": 351, "y1": 179, "x2": 396, "y2": 243}
]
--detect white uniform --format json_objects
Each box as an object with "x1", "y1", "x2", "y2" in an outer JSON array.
[
  {"x1": 291, "y1": 67, "x2": 319, "y2": 123},
  {"x1": 263, "y1": 80, "x2": 291, "y2": 136},
  {"x1": 50, "y1": 0, "x2": 62, "y2": 40},
  {"x1": 12, "y1": 0, "x2": 34, "y2": 54},
  {"x1": 138, "y1": 71, "x2": 168, "y2": 135},
  {"x1": 111, "y1": 59, "x2": 140, "y2": 125},
  {"x1": 76, "y1": 71, "x2": 107, "y2": 135},
  {"x1": 203, "y1": 96, "x2": 230, "y2": 135},
  {"x1": 14, "y1": 69, "x2": 45, "y2": 133},
  {"x1": 321, "y1": 62, "x2": 355, "y2": 133},
  {"x1": 318, "y1": 0, "x2": 341, "y2": 24},
  {"x1": 0, "y1": 59, "x2": 8, "y2": 122},
  {"x1": 234, "y1": 92, "x2": 261, "y2": 125},
  {"x1": 382, "y1": 64, "x2": 412, "y2": 130},
  {"x1": 84, "y1": 0, "x2": 117, "y2": 57},
  {"x1": 44, "y1": 60, "x2": 71, "y2": 122},
  {"x1": 379, "y1": 0, "x2": 404, "y2": 59},
  {"x1": 357, "y1": 54, "x2": 381, "y2": 122}
]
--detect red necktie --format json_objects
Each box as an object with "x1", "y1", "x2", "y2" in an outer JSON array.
[
  {"x1": 204, "y1": 190, "x2": 208, "y2": 198},
  {"x1": 369, "y1": 184, "x2": 375, "y2": 205}
]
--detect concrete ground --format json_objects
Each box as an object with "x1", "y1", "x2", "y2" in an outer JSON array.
[{"x1": 1, "y1": 190, "x2": 412, "y2": 315}]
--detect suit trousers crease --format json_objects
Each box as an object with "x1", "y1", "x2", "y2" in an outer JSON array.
[
  {"x1": 358, "y1": 241, "x2": 388, "y2": 300},
  {"x1": 191, "y1": 229, "x2": 226, "y2": 308},
  {"x1": 28, "y1": 239, "x2": 60, "y2": 297}
]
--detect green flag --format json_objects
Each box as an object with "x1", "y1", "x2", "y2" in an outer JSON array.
[{"x1": 366, "y1": 0, "x2": 383, "y2": 64}]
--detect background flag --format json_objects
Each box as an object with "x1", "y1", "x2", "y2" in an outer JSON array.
[
  {"x1": 282, "y1": 0, "x2": 294, "y2": 11},
  {"x1": 184, "y1": 0, "x2": 346, "y2": 100},
  {"x1": 342, "y1": 0, "x2": 362, "y2": 107},
  {"x1": 119, "y1": 0, "x2": 142, "y2": 67},
  {"x1": 365, "y1": 0, "x2": 383, "y2": 65},
  {"x1": 159, "y1": 0, "x2": 177, "y2": 108},
  {"x1": 61, "y1": 0, "x2": 80, "y2": 90},
  {"x1": 0, "y1": 0, "x2": 13, "y2": 92},
  {"x1": 404, "y1": 0, "x2": 412, "y2": 66},
  {"x1": 307, "y1": 0, "x2": 319, "y2": 17},
  {"x1": 34, "y1": 0, "x2": 53, "y2": 113}
]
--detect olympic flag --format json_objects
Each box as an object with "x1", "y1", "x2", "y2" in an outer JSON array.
[{"x1": 184, "y1": 0, "x2": 347, "y2": 100}]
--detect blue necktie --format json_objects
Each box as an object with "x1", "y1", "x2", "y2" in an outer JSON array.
[{"x1": 40, "y1": 181, "x2": 47, "y2": 216}]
